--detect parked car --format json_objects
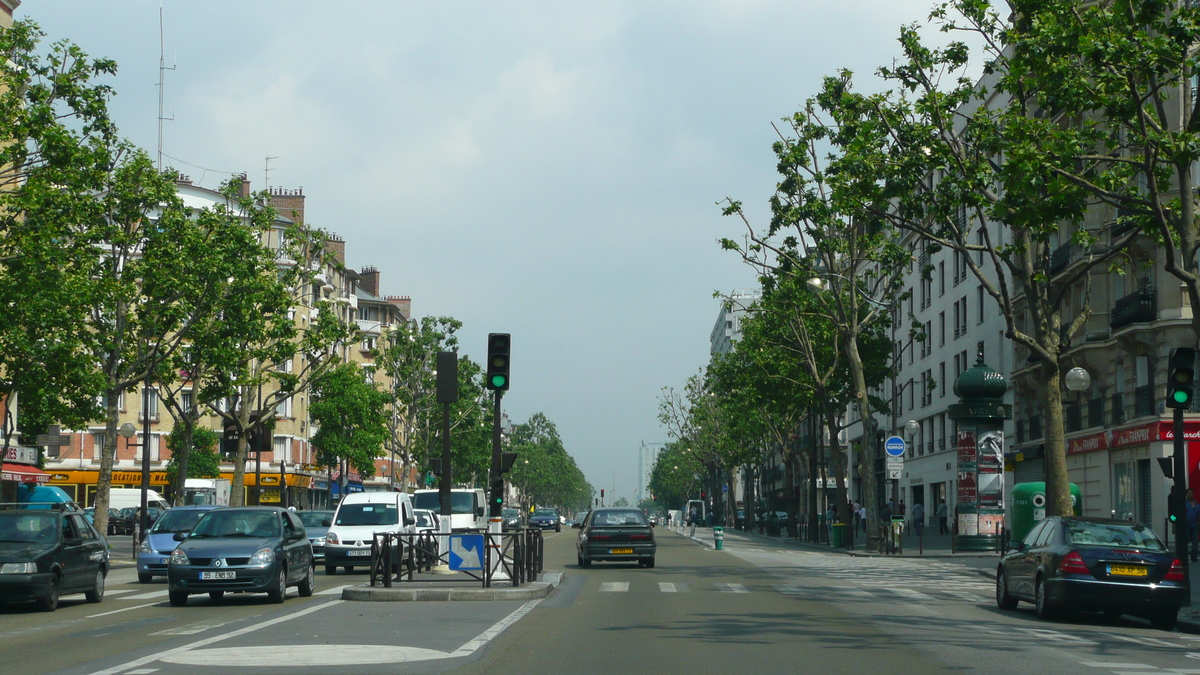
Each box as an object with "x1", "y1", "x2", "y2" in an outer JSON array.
[
  {"x1": 84, "y1": 508, "x2": 123, "y2": 535},
  {"x1": 0, "y1": 504, "x2": 110, "y2": 611},
  {"x1": 114, "y1": 508, "x2": 138, "y2": 535},
  {"x1": 296, "y1": 510, "x2": 335, "y2": 562},
  {"x1": 530, "y1": 508, "x2": 561, "y2": 532},
  {"x1": 501, "y1": 508, "x2": 522, "y2": 532},
  {"x1": 996, "y1": 516, "x2": 1185, "y2": 629},
  {"x1": 137, "y1": 506, "x2": 220, "y2": 583},
  {"x1": 413, "y1": 509, "x2": 440, "y2": 533},
  {"x1": 575, "y1": 507, "x2": 656, "y2": 568},
  {"x1": 166, "y1": 507, "x2": 314, "y2": 606}
]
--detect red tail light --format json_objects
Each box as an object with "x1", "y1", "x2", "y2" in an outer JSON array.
[
  {"x1": 630, "y1": 534, "x2": 651, "y2": 541},
  {"x1": 1165, "y1": 559, "x2": 1185, "y2": 582},
  {"x1": 1059, "y1": 551, "x2": 1089, "y2": 575},
  {"x1": 592, "y1": 534, "x2": 611, "y2": 540}
]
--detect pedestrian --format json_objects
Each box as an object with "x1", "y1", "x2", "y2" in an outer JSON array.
[
  {"x1": 1187, "y1": 489, "x2": 1200, "y2": 562},
  {"x1": 911, "y1": 502, "x2": 925, "y2": 537},
  {"x1": 852, "y1": 501, "x2": 861, "y2": 530},
  {"x1": 859, "y1": 503, "x2": 867, "y2": 532},
  {"x1": 899, "y1": 499, "x2": 906, "y2": 518},
  {"x1": 937, "y1": 500, "x2": 949, "y2": 535},
  {"x1": 688, "y1": 505, "x2": 698, "y2": 538}
]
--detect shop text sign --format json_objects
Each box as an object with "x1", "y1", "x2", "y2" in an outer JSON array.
[{"x1": 3, "y1": 446, "x2": 37, "y2": 465}]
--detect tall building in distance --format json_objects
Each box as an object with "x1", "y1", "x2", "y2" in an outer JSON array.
[
  {"x1": 710, "y1": 291, "x2": 759, "y2": 356},
  {"x1": 637, "y1": 441, "x2": 664, "y2": 505}
]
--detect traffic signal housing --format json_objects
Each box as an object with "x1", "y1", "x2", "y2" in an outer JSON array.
[
  {"x1": 485, "y1": 333, "x2": 511, "y2": 391},
  {"x1": 1166, "y1": 347, "x2": 1196, "y2": 409},
  {"x1": 490, "y1": 478, "x2": 505, "y2": 507},
  {"x1": 1169, "y1": 489, "x2": 1184, "y2": 524}
]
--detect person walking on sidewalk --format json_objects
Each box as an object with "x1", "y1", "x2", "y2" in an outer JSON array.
[
  {"x1": 1187, "y1": 489, "x2": 1200, "y2": 562},
  {"x1": 911, "y1": 502, "x2": 924, "y2": 537},
  {"x1": 688, "y1": 505, "x2": 698, "y2": 538},
  {"x1": 937, "y1": 501, "x2": 949, "y2": 535}
]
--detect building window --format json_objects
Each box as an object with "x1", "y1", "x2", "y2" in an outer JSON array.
[
  {"x1": 138, "y1": 433, "x2": 160, "y2": 461},
  {"x1": 140, "y1": 387, "x2": 158, "y2": 422},
  {"x1": 939, "y1": 261, "x2": 945, "y2": 297},
  {"x1": 939, "y1": 312, "x2": 945, "y2": 346},
  {"x1": 276, "y1": 397, "x2": 292, "y2": 419},
  {"x1": 181, "y1": 390, "x2": 193, "y2": 414},
  {"x1": 92, "y1": 432, "x2": 105, "y2": 460},
  {"x1": 939, "y1": 362, "x2": 946, "y2": 398},
  {"x1": 977, "y1": 286, "x2": 985, "y2": 324},
  {"x1": 274, "y1": 436, "x2": 289, "y2": 463}
]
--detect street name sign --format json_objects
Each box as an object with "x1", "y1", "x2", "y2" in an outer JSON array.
[{"x1": 884, "y1": 436, "x2": 906, "y2": 457}]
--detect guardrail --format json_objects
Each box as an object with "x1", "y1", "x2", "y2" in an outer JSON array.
[{"x1": 368, "y1": 528, "x2": 544, "y2": 589}]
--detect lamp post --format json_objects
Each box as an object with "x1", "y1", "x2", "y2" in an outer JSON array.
[{"x1": 117, "y1": 421, "x2": 137, "y2": 555}]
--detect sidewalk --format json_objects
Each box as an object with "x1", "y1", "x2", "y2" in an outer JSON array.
[{"x1": 673, "y1": 522, "x2": 998, "y2": 560}]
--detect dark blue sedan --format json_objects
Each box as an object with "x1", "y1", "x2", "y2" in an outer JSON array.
[
  {"x1": 996, "y1": 516, "x2": 1185, "y2": 629},
  {"x1": 529, "y1": 508, "x2": 561, "y2": 532},
  {"x1": 167, "y1": 507, "x2": 314, "y2": 606}
]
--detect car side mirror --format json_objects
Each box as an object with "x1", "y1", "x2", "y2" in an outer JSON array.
[
  {"x1": 64, "y1": 537, "x2": 82, "y2": 547},
  {"x1": 572, "y1": 522, "x2": 582, "y2": 529},
  {"x1": 476, "y1": 507, "x2": 485, "y2": 517},
  {"x1": 404, "y1": 516, "x2": 416, "y2": 527},
  {"x1": 321, "y1": 519, "x2": 331, "y2": 527},
  {"x1": 1007, "y1": 539, "x2": 1024, "y2": 552},
  {"x1": 173, "y1": 532, "x2": 187, "y2": 542}
]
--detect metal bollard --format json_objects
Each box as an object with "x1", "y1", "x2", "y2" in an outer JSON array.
[{"x1": 713, "y1": 526, "x2": 724, "y2": 551}]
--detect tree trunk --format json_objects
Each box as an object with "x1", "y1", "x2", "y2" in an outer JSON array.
[
  {"x1": 170, "y1": 418, "x2": 195, "y2": 507},
  {"x1": 742, "y1": 463, "x2": 755, "y2": 532},
  {"x1": 1039, "y1": 364, "x2": 1072, "y2": 517},
  {"x1": 93, "y1": 388, "x2": 120, "y2": 536},
  {"x1": 230, "y1": 400, "x2": 251, "y2": 507},
  {"x1": 825, "y1": 410, "x2": 850, "y2": 527},
  {"x1": 784, "y1": 453, "x2": 798, "y2": 538},
  {"x1": 844, "y1": 333, "x2": 880, "y2": 549}
]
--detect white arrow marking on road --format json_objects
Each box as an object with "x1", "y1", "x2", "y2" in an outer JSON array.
[
  {"x1": 599, "y1": 582, "x2": 629, "y2": 592},
  {"x1": 151, "y1": 619, "x2": 237, "y2": 636}
]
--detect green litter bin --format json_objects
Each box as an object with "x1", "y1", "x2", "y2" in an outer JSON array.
[{"x1": 831, "y1": 522, "x2": 845, "y2": 548}]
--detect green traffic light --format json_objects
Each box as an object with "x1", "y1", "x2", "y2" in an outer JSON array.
[
  {"x1": 1171, "y1": 514, "x2": 1179, "y2": 522},
  {"x1": 1174, "y1": 389, "x2": 1191, "y2": 404},
  {"x1": 491, "y1": 374, "x2": 506, "y2": 388}
]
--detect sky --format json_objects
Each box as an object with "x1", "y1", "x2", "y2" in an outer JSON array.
[{"x1": 26, "y1": 0, "x2": 953, "y2": 505}]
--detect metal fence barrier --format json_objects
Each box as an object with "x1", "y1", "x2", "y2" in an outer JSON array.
[{"x1": 369, "y1": 528, "x2": 544, "y2": 589}]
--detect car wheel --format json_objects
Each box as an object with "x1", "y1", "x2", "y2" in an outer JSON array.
[
  {"x1": 995, "y1": 569, "x2": 1018, "y2": 610},
  {"x1": 267, "y1": 566, "x2": 287, "y2": 603},
  {"x1": 209, "y1": 591, "x2": 224, "y2": 601},
  {"x1": 325, "y1": 564, "x2": 337, "y2": 575},
  {"x1": 138, "y1": 573, "x2": 152, "y2": 584},
  {"x1": 168, "y1": 591, "x2": 189, "y2": 607},
  {"x1": 580, "y1": 555, "x2": 591, "y2": 568},
  {"x1": 38, "y1": 574, "x2": 60, "y2": 612},
  {"x1": 1151, "y1": 609, "x2": 1178, "y2": 631},
  {"x1": 344, "y1": 566, "x2": 354, "y2": 573},
  {"x1": 646, "y1": 558, "x2": 655, "y2": 569},
  {"x1": 298, "y1": 564, "x2": 315, "y2": 597},
  {"x1": 1034, "y1": 576, "x2": 1055, "y2": 620},
  {"x1": 85, "y1": 569, "x2": 106, "y2": 603}
]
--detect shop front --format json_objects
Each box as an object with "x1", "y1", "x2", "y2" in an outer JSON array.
[
  {"x1": 1, "y1": 446, "x2": 49, "y2": 502},
  {"x1": 47, "y1": 470, "x2": 170, "y2": 506}
]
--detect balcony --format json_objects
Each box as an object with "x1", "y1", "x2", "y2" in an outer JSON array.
[
  {"x1": 1110, "y1": 288, "x2": 1156, "y2": 330},
  {"x1": 1111, "y1": 392, "x2": 1126, "y2": 425},
  {"x1": 1134, "y1": 384, "x2": 1156, "y2": 418},
  {"x1": 1049, "y1": 243, "x2": 1072, "y2": 276},
  {"x1": 356, "y1": 319, "x2": 381, "y2": 334}
]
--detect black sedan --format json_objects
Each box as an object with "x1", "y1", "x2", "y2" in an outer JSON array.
[
  {"x1": 0, "y1": 506, "x2": 109, "y2": 611},
  {"x1": 501, "y1": 508, "x2": 522, "y2": 532},
  {"x1": 996, "y1": 516, "x2": 1185, "y2": 629},
  {"x1": 575, "y1": 507, "x2": 656, "y2": 568},
  {"x1": 167, "y1": 507, "x2": 314, "y2": 606}
]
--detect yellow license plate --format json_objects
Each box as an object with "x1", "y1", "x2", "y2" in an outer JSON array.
[
  {"x1": 1108, "y1": 564, "x2": 1148, "y2": 577},
  {"x1": 610, "y1": 548, "x2": 634, "y2": 554}
]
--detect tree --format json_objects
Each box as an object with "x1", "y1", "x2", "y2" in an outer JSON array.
[
  {"x1": 612, "y1": 497, "x2": 630, "y2": 507},
  {"x1": 507, "y1": 412, "x2": 591, "y2": 510},
  {"x1": 309, "y1": 362, "x2": 390, "y2": 479},
  {"x1": 165, "y1": 426, "x2": 220, "y2": 489},
  {"x1": 648, "y1": 442, "x2": 704, "y2": 511}
]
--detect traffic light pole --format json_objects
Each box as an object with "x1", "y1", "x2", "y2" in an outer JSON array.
[
  {"x1": 490, "y1": 390, "x2": 504, "y2": 520},
  {"x1": 1174, "y1": 405, "x2": 1191, "y2": 606}
]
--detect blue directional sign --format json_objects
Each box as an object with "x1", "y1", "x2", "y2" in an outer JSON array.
[
  {"x1": 884, "y1": 436, "x2": 907, "y2": 458},
  {"x1": 448, "y1": 534, "x2": 484, "y2": 571}
]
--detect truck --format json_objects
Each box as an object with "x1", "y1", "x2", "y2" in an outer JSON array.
[
  {"x1": 412, "y1": 488, "x2": 487, "y2": 531},
  {"x1": 182, "y1": 478, "x2": 231, "y2": 506}
]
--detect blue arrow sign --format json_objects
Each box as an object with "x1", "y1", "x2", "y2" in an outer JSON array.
[
  {"x1": 448, "y1": 534, "x2": 484, "y2": 571},
  {"x1": 884, "y1": 436, "x2": 907, "y2": 458}
]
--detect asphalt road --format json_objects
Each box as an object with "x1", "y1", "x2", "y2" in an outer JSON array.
[{"x1": 7, "y1": 527, "x2": 1200, "y2": 674}]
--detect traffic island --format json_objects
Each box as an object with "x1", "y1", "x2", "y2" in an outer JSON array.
[{"x1": 342, "y1": 571, "x2": 563, "y2": 602}]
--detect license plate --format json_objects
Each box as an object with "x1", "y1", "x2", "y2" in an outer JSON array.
[
  {"x1": 610, "y1": 548, "x2": 634, "y2": 555},
  {"x1": 200, "y1": 571, "x2": 235, "y2": 580},
  {"x1": 1107, "y1": 564, "x2": 1148, "y2": 577},
  {"x1": 348, "y1": 549, "x2": 371, "y2": 557}
]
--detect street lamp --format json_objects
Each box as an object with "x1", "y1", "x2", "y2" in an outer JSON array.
[
  {"x1": 1064, "y1": 367, "x2": 1091, "y2": 393},
  {"x1": 904, "y1": 419, "x2": 920, "y2": 439},
  {"x1": 806, "y1": 273, "x2": 890, "y2": 308}
]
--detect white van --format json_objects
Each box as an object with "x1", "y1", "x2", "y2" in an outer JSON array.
[
  {"x1": 323, "y1": 491, "x2": 416, "y2": 575},
  {"x1": 106, "y1": 488, "x2": 170, "y2": 512},
  {"x1": 412, "y1": 488, "x2": 487, "y2": 532}
]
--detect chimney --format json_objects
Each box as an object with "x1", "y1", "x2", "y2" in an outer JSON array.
[
  {"x1": 359, "y1": 266, "x2": 380, "y2": 296},
  {"x1": 268, "y1": 186, "x2": 305, "y2": 224},
  {"x1": 237, "y1": 172, "x2": 251, "y2": 198},
  {"x1": 175, "y1": 172, "x2": 192, "y2": 185},
  {"x1": 324, "y1": 233, "x2": 345, "y2": 265},
  {"x1": 386, "y1": 295, "x2": 411, "y2": 320}
]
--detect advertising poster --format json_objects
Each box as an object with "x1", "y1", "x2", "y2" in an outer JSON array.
[
  {"x1": 976, "y1": 429, "x2": 1004, "y2": 507},
  {"x1": 957, "y1": 428, "x2": 977, "y2": 465},
  {"x1": 977, "y1": 514, "x2": 1004, "y2": 536},
  {"x1": 957, "y1": 470, "x2": 977, "y2": 504},
  {"x1": 958, "y1": 512, "x2": 979, "y2": 536}
]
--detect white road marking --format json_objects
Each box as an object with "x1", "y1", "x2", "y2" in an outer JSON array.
[
  {"x1": 658, "y1": 582, "x2": 677, "y2": 593},
  {"x1": 150, "y1": 619, "x2": 238, "y2": 636},
  {"x1": 715, "y1": 583, "x2": 749, "y2": 594},
  {"x1": 599, "y1": 582, "x2": 629, "y2": 592},
  {"x1": 1079, "y1": 661, "x2": 1154, "y2": 668},
  {"x1": 1113, "y1": 634, "x2": 1186, "y2": 648},
  {"x1": 448, "y1": 599, "x2": 541, "y2": 657},
  {"x1": 103, "y1": 589, "x2": 139, "y2": 597},
  {"x1": 123, "y1": 590, "x2": 170, "y2": 601},
  {"x1": 885, "y1": 588, "x2": 932, "y2": 600},
  {"x1": 86, "y1": 599, "x2": 343, "y2": 675},
  {"x1": 315, "y1": 584, "x2": 352, "y2": 596},
  {"x1": 86, "y1": 602, "x2": 160, "y2": 619},
  {"x1": 126, "y1": 670, "x2": 159, "y2": 674}
]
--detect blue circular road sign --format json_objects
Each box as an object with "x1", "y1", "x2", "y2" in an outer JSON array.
[{"x1": 884, "y1": 436, "x2": 907, "y2": 457}]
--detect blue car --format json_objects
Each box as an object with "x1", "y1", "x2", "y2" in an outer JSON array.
[
  {"x1": 137, "y1": 506, "x2": 219, "y2": 583},
  {"x1": 529, "y1": 508, "x2": 561, "y2": 532}
]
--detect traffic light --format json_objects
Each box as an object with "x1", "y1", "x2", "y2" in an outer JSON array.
[
  {"x1": 1169, "y1": 490, "x2": 1184, "y2": 524},
  {"x1": 1166, "y1": 347, "x2": 1196, "y2": 409},
  {"x1": 491, "y1": 478, "x2": 505, "y2": 507},
  {"x1": 500, "y1": 452, "x2": 517, "y2": 474},
  {"x1": 485, "y1": 333, "x2": 511, "y2": 391}
]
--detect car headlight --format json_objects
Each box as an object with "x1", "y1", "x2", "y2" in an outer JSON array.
[
  {"x1": 248, "y1": 548, "x2": 275, "y2": 566},
  {"x1": 0, "y1": 562, "x2": 36, "y2": 574},
  {"x1": 138, "y1": 539, "x2": 152, "y2": 553},
  {"x1": 169, "y1": 549, "x2": 189, "y2": 565},
  {"x1": 580, "y1": 533, "x2": 587, "y2": 542},
  {"x1": 325, "y1": 531, "x2": 339, "y2": 545},
  {"x1": 313, "y1": 537, "x2": 325, "y2": 546}
]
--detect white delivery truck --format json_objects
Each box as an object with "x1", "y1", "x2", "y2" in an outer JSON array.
[
  {"x1": 182, "y1": 478, "x2": 231, "y2": 506},
  {"x1": 412, "y1": 488, "x2": 487, "y2": 531}
]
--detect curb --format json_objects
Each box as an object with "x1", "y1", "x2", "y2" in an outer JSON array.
[
  {"x1": 684, "y1": 526, "x2": 1001, "y2": 559},
  {"x1": 342, "y1": 570, "x2": 563, "y2": 602},
  {"x1": 1178, "y1": 615, "x2": 1200, "y2": 635}
]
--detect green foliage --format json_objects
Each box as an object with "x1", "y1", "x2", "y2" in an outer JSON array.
[
  {"x1": 648, "y1": 442, "x2": 704, "y2": 510},
  {"x1": 310, "y1": 362, "x2": 390, "y2": 478},
  {"x1": 165, "y1": 427, "x2": 220, "y2": 486},
  {"x1": 507, "y1": 412, "x2": 592, "y2": 511}
]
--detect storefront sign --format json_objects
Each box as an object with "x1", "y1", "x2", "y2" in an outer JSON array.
[
  {"x1": 3, "y1": 446, "x2": 38, "y2": 465},
  {"x1": 259, "y1": 489, "x2": 281, "y2": 504},
  {"x1": 1110, "y1": 423, "x2": 1156, "y2": 449},
  {"x1": 1067, "y1": 432, "x2": 1108, "y2": 455}
]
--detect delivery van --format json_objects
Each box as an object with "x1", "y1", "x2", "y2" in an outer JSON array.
[{"x1": 412, "y1": 488, "x2": 487, "y2": 531}]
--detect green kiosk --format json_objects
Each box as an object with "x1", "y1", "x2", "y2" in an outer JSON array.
[
  {"x1": 1009, "y1": 482, "x2": 1082, "y2": 543},
  {"x1": 949, "y1": 350, "x2": 1011, "y2": 552}
]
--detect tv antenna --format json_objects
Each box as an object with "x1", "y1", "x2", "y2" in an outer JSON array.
[{"x1": 156, "y1": 3, "x2": 176, "y2": 172}]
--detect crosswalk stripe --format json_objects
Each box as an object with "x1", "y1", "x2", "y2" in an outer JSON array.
[
  {"x1": 599, "y1": 582, "x2": 629, "y2": 593},
  {"x1": 885, "y1": 588, "x2": 933, "y2": 600},
  {"x1": 658, "y1": 582, "x2": 677, "y2": 593},
  {"x1": 315, "y1": 585, "x2": 351, "y2": 596},
  {"x1": 715, "y1": 583, "x2": 749, "y2": 594}
]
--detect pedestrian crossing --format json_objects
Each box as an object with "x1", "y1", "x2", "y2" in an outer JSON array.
[{"x1": 592, "y1": 579, "x2": 991, "y2": 603}]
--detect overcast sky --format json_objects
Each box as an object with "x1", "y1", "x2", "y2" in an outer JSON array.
[{"x1": 28, "y1": 0, "x2": 951, "y2": 504}]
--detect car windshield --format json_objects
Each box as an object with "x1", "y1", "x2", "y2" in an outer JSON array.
[
  {"x1": 335, "y1": 503, "x2": 399, "y2": 526},
  {"x1": 502, "y1": 509, "x2": 519, "y2": 518},
  {"x1": 412, "y1": 492, "x2": 476, "y2": 514},
  {"x1": 1065, "y1": 521, "x2": 1165, "y2": 551},
  {"x1": 0, "y1": 512, "x2": 58, "y2": 544},
  {"x1": 533, "y1": 509, "x2": 557, "y2": 518},
  {"x1": 151, "y1": 509, "x2": 209, "y2": 534},
  {"x1": 590, "y1": 510, "x2": 648, "y2": 528},
  {"x1": 297, "y1": 511, "x2": 334, "y2": 528},
  {"x1": 415, "y1": 511, "x2": 436, "y2": 528},
  {"x1": 190, "y1": 510, "x2": 281, "y2": 539}
]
